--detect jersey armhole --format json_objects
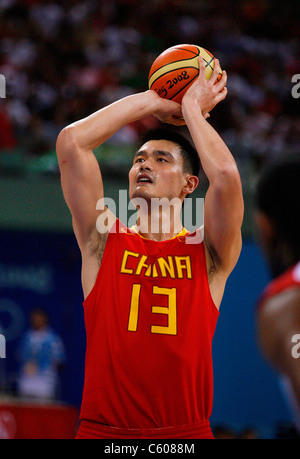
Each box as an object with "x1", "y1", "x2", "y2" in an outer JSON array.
[
  {"x1": 186, "y1": 226, "x2": 219, "y2": 315},
  {"x1": 201, "y1": 232, "x2": 220, "y2": 316},
  {"x1": 82, "y1": 219, "x2": 123, "y2": 307}
]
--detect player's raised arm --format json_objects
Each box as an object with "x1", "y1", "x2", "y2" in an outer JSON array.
[
  {"x1": 181, "y1": 57, "x2": 244, "y2": 301},
  {"x1": 56, "y1": 90, "x2": 184, "y2": 250}
]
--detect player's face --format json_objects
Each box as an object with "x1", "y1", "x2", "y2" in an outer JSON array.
[{"x1": 128, "y1": 140, "x2": 188, "y2": 202}]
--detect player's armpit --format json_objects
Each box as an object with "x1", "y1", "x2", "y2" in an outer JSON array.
[{"x1": 203, "y1": 167, "x2": 243, "y2": 278}]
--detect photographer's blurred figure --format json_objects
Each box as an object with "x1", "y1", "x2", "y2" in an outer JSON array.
[
  {"x1": 254, "y1": 153, "x2": 300, "y2": 436},
  {"x1": 17, "y1": 308, "x2": 66, "y2": 402}
]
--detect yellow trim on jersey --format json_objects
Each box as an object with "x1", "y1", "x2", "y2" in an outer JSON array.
[{"x1": 129, "y1": 225, "x2": 188, "y2": 240}]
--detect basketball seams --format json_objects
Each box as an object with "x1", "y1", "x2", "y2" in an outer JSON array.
[
  {"x1": 148, "y1": 44, "x2": 222, "y2": 100},
  {"x1": 167, "y1": 44, "x2": 200, "y2": 56},
  {"x1": 172, "y1": 46, "x2": 199, "y2": 56},
  {"x1": 149, "y1": 65, "x2": 198, "y2": 89},
  {"x1": 149, "y1": 57, "x2": 200, "y2": 89},
  {"x1": 195, "y1": 46, "x2": 214, "y2": 59},
  {"x1": 170, "y1": 74, "x2": 199, "y2": 102},
  {"x1": 204, "y1": 56, "x2": 215, "y2": 71},
  {"x1": 149, "y1": 55, "x2": 199, "y2": 80}
]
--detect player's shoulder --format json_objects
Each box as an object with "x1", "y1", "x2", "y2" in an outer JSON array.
[
  {"x1": 258, "y1": 285, "x2": 300, "y2": 326},
  {"x1": 259, "y1": 262, "x2": 300, "y2": 310}
]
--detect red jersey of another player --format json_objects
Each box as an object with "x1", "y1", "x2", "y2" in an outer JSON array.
[
  {"x1": 76, "y1": 219, "x2": 219, "y2": 439},
  {"x1": 258, "y1": 261, "x2": 300, "y2": 433},
  {"x1": 258, "y1": 261, "x2": 300, "y2": 308}
]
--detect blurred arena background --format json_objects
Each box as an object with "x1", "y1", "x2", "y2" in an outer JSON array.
[{"x1": 0, "y1": 0, "x2": 299, "y2": 439}]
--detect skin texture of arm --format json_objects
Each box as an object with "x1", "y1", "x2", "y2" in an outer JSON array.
[{"x1": 181, "y1": 57, "x2": 244, "y2": 307}]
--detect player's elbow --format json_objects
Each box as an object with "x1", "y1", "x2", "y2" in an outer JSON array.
[
  {"x1": 56, "y1": 126, "x2": 79, "y2": 160},
  {"x1": 213, "y1": 164, "x2": 243, "y2": 207},
  {"x1": 218, "y1": 163, "x2": 241, "y2": 186},
  {"x1": 209, "y1": 159, "x2": 240, "y2": 186}
]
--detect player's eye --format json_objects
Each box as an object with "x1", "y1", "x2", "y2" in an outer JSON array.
[
  {"x1": 135, "y1": 157, "x2": 144, "y2": 163},
  {"x1": 157, "y1": 157, "x2": 167, "y2": 162}
]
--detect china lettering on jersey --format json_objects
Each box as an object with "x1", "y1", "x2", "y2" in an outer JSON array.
[{"x1": 80, "y1": 219, "x2": 219, "y2": 430}]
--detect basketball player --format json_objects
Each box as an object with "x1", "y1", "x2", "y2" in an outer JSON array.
[
  {"x1": 56, "y1": 57, "x2": 244, "y2": 439},
  {"x1": 255, "y1": 154, "x2": 300, "y2": 435}
]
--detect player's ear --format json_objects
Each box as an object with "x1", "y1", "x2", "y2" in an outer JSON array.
[{"x1": 183, "y1": 174, "x2": 199, "y2": 195}]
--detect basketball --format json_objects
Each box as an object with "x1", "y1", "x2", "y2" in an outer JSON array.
[{"x1": 148, "y1": 44, "x2": 222, "y2": 104}]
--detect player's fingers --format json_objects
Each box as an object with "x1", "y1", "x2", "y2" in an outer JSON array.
[
  {"x1": 214, "y1": 70, "x2": 227, "y2": 92},
  {"x1": 210, "y1": 58, "x2": 221, "y2": 84},
  {"x1": 198, "y1": 56, "x2": 206, "y2": 80},
  {"x1": 214, "y1": 86, "x2": 228, "y2": 103}
]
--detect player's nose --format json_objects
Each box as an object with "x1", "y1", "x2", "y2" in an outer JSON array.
[{"x1": 140, "y1": 159, "x2": 153, "y2": 171}]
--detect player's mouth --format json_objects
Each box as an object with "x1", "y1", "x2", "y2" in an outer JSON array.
[{"x1": 136, "y1": 173, "x2": 153, "y2": 184}]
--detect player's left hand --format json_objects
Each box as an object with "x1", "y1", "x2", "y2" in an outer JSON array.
[{"x1": 182, "y1": 57, "x2": 227, "y2": 118}]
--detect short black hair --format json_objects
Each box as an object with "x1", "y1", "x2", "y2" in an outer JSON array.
[
  {"x1": 255, "y1": 152, "x2": 300, "y2": 254},
  {"x1": 140, "y1": 128, "x2": 200, "y2": 177}
]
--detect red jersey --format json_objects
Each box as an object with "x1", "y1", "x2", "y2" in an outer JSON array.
[
  {"x1": 76, "y1": 220, "x2": 219, "y2": 439},
  {"x1": 258, "y1": 261, "x2": 300, "y2": 433},
  {"x1": 258, "y1": 261, "x2": 300, "y2": 308}
]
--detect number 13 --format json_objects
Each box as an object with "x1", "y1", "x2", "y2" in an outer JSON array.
[{"x1": 128, "y1": 284, "x2": 177, "y2": 336}]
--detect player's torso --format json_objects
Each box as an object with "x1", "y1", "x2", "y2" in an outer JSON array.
[
  {"x1": 84, "y1": 220, "x2": 218, "y2": 352},
  {"x1": 81, "y1": 221, "x2": 219, "y2": 428}
]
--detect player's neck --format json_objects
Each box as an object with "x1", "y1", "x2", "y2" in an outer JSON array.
[{"x1": 135, "y1": 207, "x2": 183, "y2": 241}]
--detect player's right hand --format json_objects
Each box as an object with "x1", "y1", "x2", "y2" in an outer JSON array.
[{"x1": 146, "y1": 90, "x2": 186, "y2": 126}]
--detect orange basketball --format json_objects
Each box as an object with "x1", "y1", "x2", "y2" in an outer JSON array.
[{"x1": 148, "y1": 44, "x2": 222, "y2": 104}]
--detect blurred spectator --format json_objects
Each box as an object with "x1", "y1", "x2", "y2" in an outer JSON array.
[
  {"x1": 0, "y1": 0, "x2": 299, "y2": 179},
  {"x1": 17, "y1": 307, "x2": 66, "y2": 401},
  {"x1": 213, "y1": 424, "x2": 237, "y2": 439},
  {"x1": 238, "y1": 426, "x2": 259, "y2": 439}
]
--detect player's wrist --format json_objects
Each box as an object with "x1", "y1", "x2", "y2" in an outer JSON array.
[
  {"x1": 182, "y1": 96, "x2": 205, "y2": 120},
  {"x1": 143, "y1": 90, "x2": 160, "y2": 112},
  {"x1": 122, "y1": 91, "x2": 158, "y2": 122}
]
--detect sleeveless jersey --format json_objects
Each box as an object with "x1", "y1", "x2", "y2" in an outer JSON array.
[
  {"x1": 258, "y1": 261, "x2": 300, "y2": 433},
  {"x1": 78, "y1": 219, "x2": 219, "y2": 437},
  {"x1": 259, "y1": 261, "x2": 300, "y2": 307}
]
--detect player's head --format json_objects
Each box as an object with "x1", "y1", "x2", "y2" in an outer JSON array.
[
  {"x1": 141, "y1": 128, "x2": 201, "y2": 177},
  {"x1": 254, "y1": 153, "x2": 300, "y2": 277},
  {"x1": 128, "y1": 128, "x2": 200, "y2": 203}
]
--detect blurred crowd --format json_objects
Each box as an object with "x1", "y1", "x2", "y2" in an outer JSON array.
[
  {"x1": 212, "y1": 422, "x2": 300, "y2": 439},
  {"x1": 0, "y1": 0, "x2": 299, "y2": 178}
]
